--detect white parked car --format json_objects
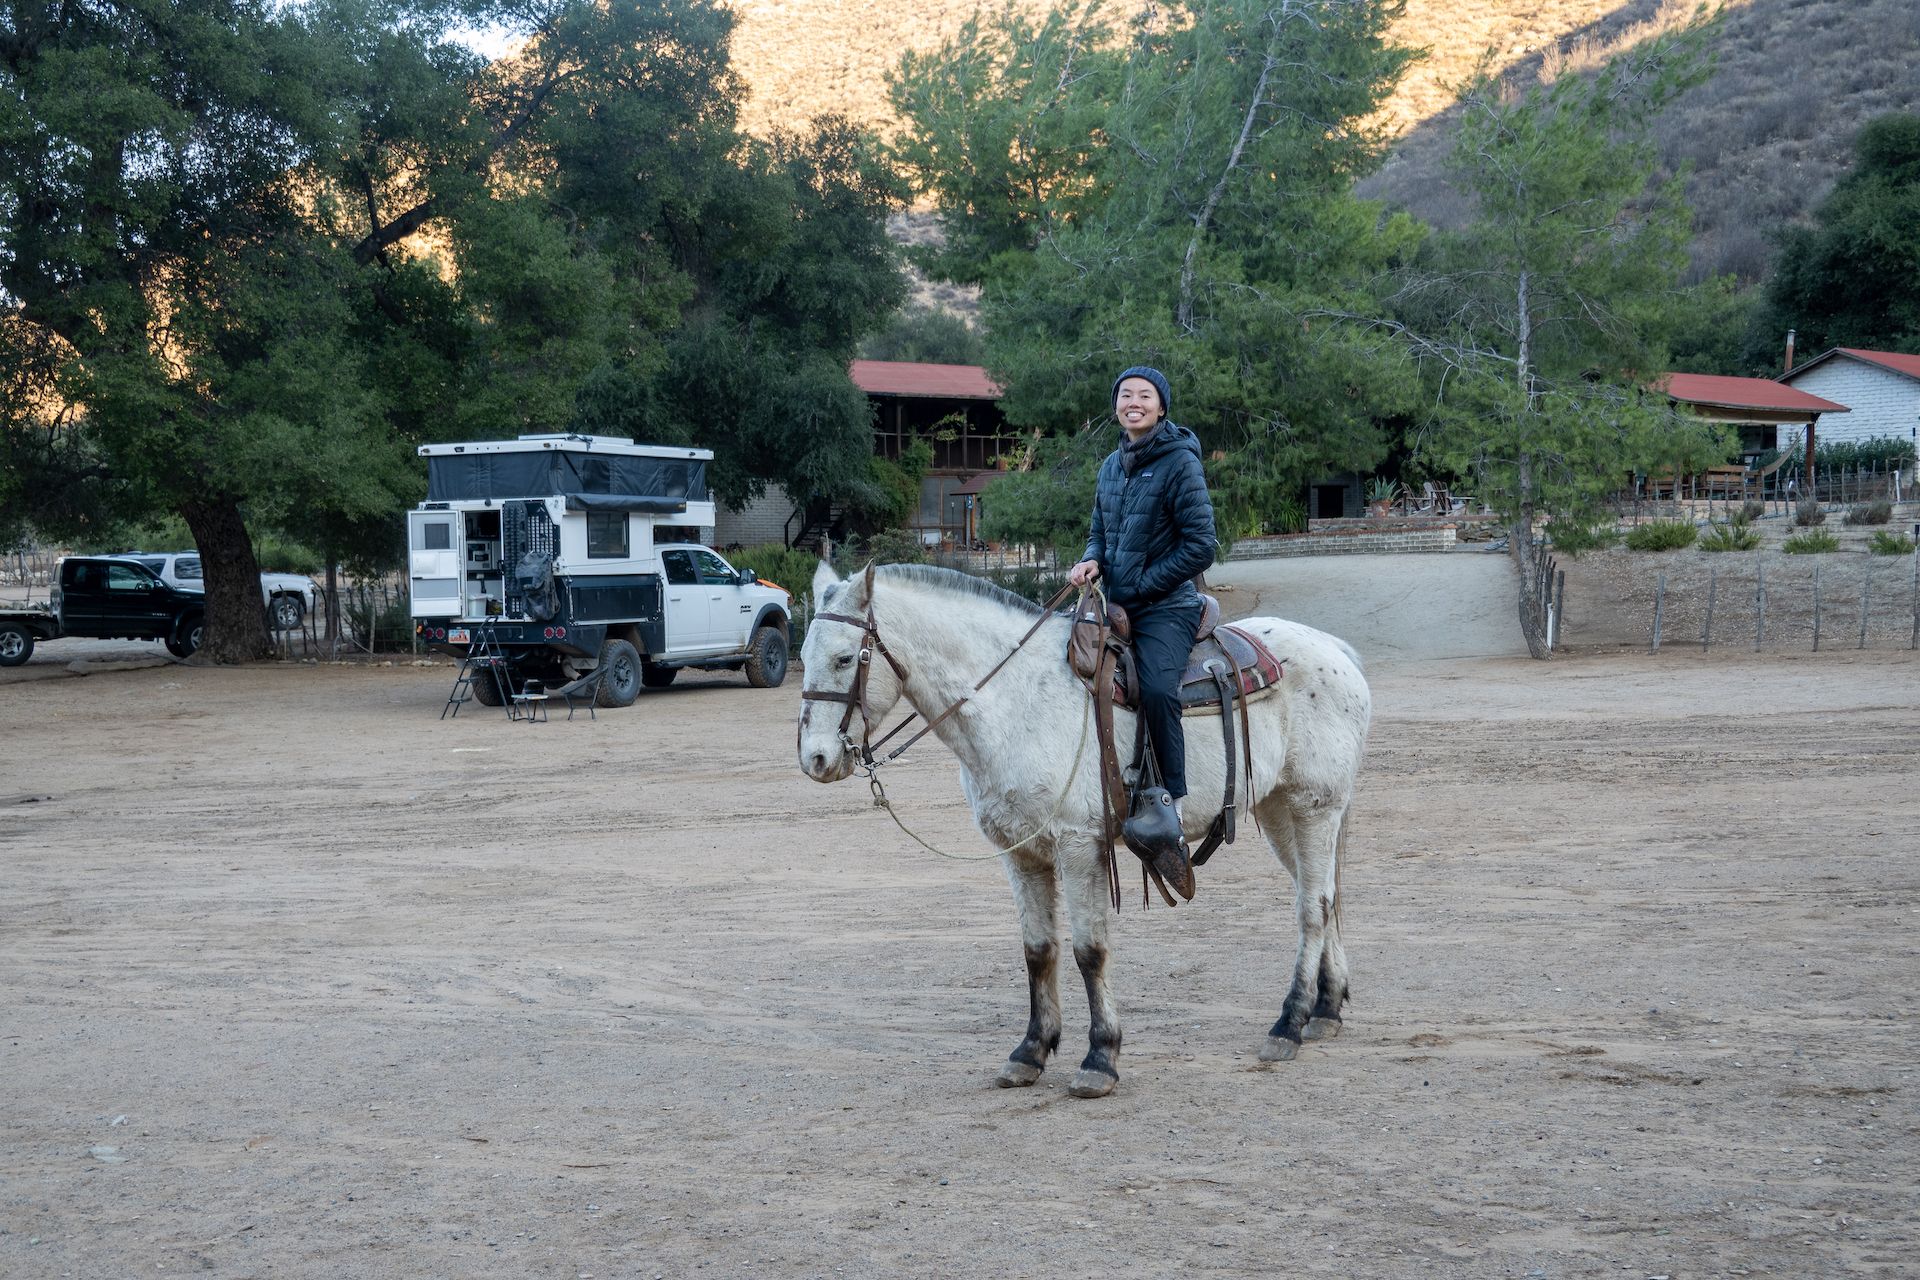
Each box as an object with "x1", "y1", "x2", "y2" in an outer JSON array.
[{"x1": 112, "y1": 552, "x2": 319, "y2": 630}]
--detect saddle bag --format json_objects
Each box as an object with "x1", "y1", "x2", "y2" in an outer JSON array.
[{"x1": 1068, "y1": 598, "x2": 1129, "y2": 680}]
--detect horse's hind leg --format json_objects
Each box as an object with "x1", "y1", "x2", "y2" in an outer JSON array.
[
  {"x1": 1057, "y1": 836, "x2": 1121, "y2": 1099},
  {"x1": 1304, "y1": 809, "x2": 1353, "y2": 1042},
  {"x1": 1259, "y1": 799, "x2": 1346, "y2": 1062},
  {"x1": 996, "y1": 855, "x2": 1062, "y2": 1087}
]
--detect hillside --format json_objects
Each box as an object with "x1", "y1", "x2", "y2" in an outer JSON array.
[{"x1": 725, "y1": 0, "x2": 1920, "y2": 283}]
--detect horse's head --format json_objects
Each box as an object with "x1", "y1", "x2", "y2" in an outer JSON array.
[{"x1": 798, "y1": 561, "x2": 908, "y2": 783}]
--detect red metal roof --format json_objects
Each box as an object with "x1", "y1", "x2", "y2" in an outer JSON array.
[
  {"x1": 1657, "y1": 372, "x2": 1847, "y2": 414},
  {"x1": 849, "y1": 359, "x2": 1002, "y2": 400}
]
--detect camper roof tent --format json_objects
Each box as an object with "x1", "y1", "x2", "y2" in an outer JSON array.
[{"x1": 419, "y1": 435, "x2": 713, "y2": 514}]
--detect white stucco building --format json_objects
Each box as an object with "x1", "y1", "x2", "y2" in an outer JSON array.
[{"x1": 1778, "y1": 348, "x2": 1920, "y2": 453}]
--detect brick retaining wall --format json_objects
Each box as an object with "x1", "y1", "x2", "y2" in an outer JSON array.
[{"x1": 1227, "y1": 525, "x2": 1458, "y2": 558}]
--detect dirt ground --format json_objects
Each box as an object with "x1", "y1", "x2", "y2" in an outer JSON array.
[{"x1": 3, "y1": 633, "x2": 1917, "y2": 1278}]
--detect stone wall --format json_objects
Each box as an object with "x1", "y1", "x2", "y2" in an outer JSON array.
[{"x1": 1226, "y1": 523, "x2": 1457, "y2": 558}]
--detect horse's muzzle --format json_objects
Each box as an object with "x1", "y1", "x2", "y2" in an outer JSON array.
[{"x1": 800, "y1": 742, "x2": 855, "y2": 783}]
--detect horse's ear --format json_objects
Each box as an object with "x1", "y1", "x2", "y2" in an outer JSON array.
[
  {"x1": 811, "y1": 559, "x2": 841, "y2": 605},
  {"x1": 861, "y1": 561, "x2": 875, "y2": 597}
]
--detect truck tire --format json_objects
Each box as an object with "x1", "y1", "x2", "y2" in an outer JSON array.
[
  {"x1": 468, "y1": 663, "x2": 507, "y2": 706},
  {"x1": 165, "y1": 615, "x2": 205, "y2": 659},
  {"x1": 0, "y1": 622, "x2": 33, "y2": 667},
  {"x1": 640, "y1": 659, "x2": 677, "y2": 688},
  {"x1": 744, "y1": 626, "x2": 789, "y2": 688},
  {"x1": 270, "y1": 594, "x2": 306, "y2": 630},
  {"x1": 596, "y1": 639, "x2": 641, "y2": 707}
]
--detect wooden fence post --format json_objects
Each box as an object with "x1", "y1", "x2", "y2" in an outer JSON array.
[
  {"x1": 1652, "y1": 571, "x2": 1666, "y2": 651},
  {"x1": 1859, "y1": 566, "x2": 1871, "y2": 650},
  {"x1": 1812, "y1": 564, "x2": 1822, "y2": 652},
  {"x1": 1911, "y1": 550, "x2": 1919, "y2": 651},
  {"x1": 1755, "y1": 564, "x2": 1766, "y2": 650},
  {"x1": 1702, "y1": 567, "x2": 1716, "y2": 650}
]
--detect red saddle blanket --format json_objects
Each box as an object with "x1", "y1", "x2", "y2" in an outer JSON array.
[{"x1": 1107, "y1": 623, "x2": 1284, "y2": 712}]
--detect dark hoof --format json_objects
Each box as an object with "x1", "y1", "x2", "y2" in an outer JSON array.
[
  {"x1": 996, "y1": 1059, "x2": 1044, "y2": 1088},
  {"x1": 1067, "y1": 1068, "x2": 1118, "y2": 1098},
  {"x1": 1303, "y1": 1016, "x2": 1343, "y2": 1042},
  {"x1": 1259, "y1": 1035, "x2": 1300, "y2": 1063}
]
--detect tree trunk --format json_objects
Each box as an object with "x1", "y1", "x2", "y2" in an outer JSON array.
[
  {"x1": 179, "y1": 497, "x2": 273, "y2": 664},
  {"x1": 1509, "y1": 451, "x2": 1551, "y2": 660}
]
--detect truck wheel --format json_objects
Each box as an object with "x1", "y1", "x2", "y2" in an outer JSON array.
[
  {"x1": 640, "y1": 660, "x2": 677, "y2": 688},
  {"x1": 596, "y1": 639, "x2": 641, "y2": 707},
  {"x1": 744, "y1": 626, "x2": 789, "y2": 688},
  {"x1": 166, "y1": 616, "x2": 205, "y2": 659},
  {"x1": 0, "y1": 622, "x2": 33, "y2": 667},
  {"x1": 468, "y1": 662, "x2": 507, "y2": 706},
  {"x1": 270, "y1": 594, "x2": 305, "y2": 630}
]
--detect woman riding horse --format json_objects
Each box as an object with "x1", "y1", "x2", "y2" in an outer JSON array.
[{"x1": 1067, "y1": 366, "x2": 1218, "y2": 898}]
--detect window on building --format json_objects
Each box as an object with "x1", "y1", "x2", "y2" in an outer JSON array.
[{"x1": 586, "y1": 511, "x2": 629, "y2": 559}]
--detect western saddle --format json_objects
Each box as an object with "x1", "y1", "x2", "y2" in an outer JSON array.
[{"x1": 1067, "y1": 590, "x2": 1284, "y2": 906}]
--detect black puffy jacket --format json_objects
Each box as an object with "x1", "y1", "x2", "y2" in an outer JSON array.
[{"x1": 1082, "y1": 422, "x2": 1218, "y2": 609}]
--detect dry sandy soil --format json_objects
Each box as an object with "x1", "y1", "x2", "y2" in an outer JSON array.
[{"x1": 3, "y1": 623, "x2": 1917, "y2": 1276}]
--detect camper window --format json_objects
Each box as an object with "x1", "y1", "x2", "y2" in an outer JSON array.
[{"x1": 587, "y1": 511, "x2": 629, "y2": 559}]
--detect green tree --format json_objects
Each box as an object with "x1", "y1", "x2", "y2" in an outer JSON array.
[
  {"x1": 859, "y1": 303, "x2": 986, "y2": 365},
  {"x1": 888, "y1": 0, "x2": 1427, "y2": 549},
  {"x1": 1390, "y1": 12, "x2": 1725, "y2": 656},
  {"x1": 1748, "y1": 112, "x2": 1920, "y2": 363},
  {"x1": 2, "y1": 0, "x2": 903, "y2": 659}
]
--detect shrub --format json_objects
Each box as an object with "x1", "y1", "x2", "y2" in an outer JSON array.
[
  {"x1": 1867, "y1": 531, "x2": 1917, "y2": 555},
  {"x1": 1794, "y1": 500, "x2": 1827, "y2": 527},
  {"x1": 1843, "y1": 501, "x2": 1893, "y2": 526},
  {"x1": 1624, "y1": 520, "x2": 1698, "y2": 551},
  {"x1": 1549, "y1": 520, "x2": 1621, "y2": 555},
  {"x1": 731, "y1": 544, "x2": 825, "y2": 602},
  {"x1": 1698, "y1": 521, "x2": 1762, "y2": 552},
  {"x1": 1782, "y1": 529, "x2": 1841, "y2": 554},
  {"x1": 1737, "y1": 499, "x2": 1766, "y2": 524}
]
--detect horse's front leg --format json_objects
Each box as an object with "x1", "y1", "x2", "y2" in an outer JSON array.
[
  {"x1": 1058, "y1": 834, "x2": 1122, "y2": 1098},
  {"x1": 996, "y1": 853, "x2": 1062, "y2": 1087}
]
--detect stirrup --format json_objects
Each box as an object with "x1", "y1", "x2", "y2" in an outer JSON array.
[{"x1": 1121, "y1": 788, "x2": 1194, "y2": 901}]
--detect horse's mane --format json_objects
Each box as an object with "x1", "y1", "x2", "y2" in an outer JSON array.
[{"x1": 874, "y1": 563, "x2": 1045, "y2": 619}]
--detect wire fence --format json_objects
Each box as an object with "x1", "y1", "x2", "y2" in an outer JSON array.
[
  {"x1": 270, "y1": 580, "x2": 423, "y2": 660},
  {"x1": 1640, "y1": 553, "x2": 1920, "y2": 653}
]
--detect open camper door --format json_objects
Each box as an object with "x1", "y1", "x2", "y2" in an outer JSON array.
[{"x1": 408, "y1": 509, "x2": 461, "y2": 618}]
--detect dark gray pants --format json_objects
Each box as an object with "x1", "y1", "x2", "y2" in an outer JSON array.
[{"x1": 1129, "y1": 597, "x2": 1201, "y2": 799}]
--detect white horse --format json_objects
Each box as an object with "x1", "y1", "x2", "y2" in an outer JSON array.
[{"x1": 797, "y1": 562, "x2": 1371, "y2": 1098}]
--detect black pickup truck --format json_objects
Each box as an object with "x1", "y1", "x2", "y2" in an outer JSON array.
[{"x1": 0, "y1": 557, "x2": 206, "y2": 666}]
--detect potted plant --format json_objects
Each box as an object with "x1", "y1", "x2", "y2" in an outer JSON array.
[{"x1": 1365, "y1": 476, "x2": 1400, "y2": 517}]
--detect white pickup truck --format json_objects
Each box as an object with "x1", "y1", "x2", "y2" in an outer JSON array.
[
  {"x1": 112, "y1": 552, "x2": 319, "y2": 630},
  {"x1": 406, "y1": 435, "x2": 792, "y2": 708}
]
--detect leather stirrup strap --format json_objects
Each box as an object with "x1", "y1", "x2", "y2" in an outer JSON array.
[
  {"x1": 1236, "y1": 658, "x2": 1260, "y2": 837},
  {"x1": 1191, "y1": 650, "x2": 1237, "y2": 868},
  {"x1": 1091, "y1": 635, "x2": 1125, "y2": 911}
]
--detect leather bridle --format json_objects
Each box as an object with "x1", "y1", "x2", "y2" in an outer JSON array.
[
  {"x1": 800, "y1": 580, "x2": 1080, "y2": 775},
  {"x1": 799, "y1": 604, "x2": 914, "y2": 770}
]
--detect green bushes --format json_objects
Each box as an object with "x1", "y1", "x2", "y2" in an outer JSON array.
[
  {"x1": 1549, "y1": 520, "x2": 1622, "y2": 555},
  {"x1": 1699, "y1": 521, "x2": 1762, "y2": 551},
  {"x1": 731, "y1": 544, "x2": 825, "y2": 600},
  {"x1": 1868, "y1": 531, "x2": 1917, "y2": 555},
  {"x1": 1737, "y1": 499, "x2": 1766, "y2": 523},
  {"x1": 1624, "y1": 520, "x2": 1698, "y2": 551},
  {"x1": 1783, "y1": 529, "x2": 1841, "y2": 554},
  {"x1": 1844, "y1": 501, "x2": 1893, "y2": 525}
]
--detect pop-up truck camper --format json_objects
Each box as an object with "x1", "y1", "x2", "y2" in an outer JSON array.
[{"x1": 409, "y1": 434, "x2": 791, "y2": 708}]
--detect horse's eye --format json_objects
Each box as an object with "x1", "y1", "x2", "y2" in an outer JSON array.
[{"x1": 835, "y1": 654, "x2": 855, "y2": 669}]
